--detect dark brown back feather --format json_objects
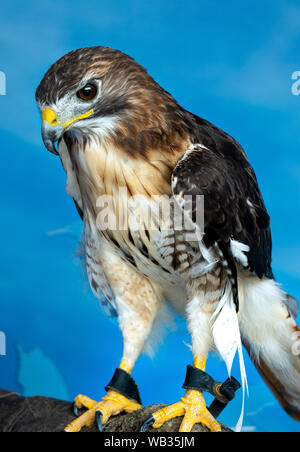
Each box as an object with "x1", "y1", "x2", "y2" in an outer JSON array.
[{"x1": 172, "y1": 116, "x2": 273, "y2": 280}]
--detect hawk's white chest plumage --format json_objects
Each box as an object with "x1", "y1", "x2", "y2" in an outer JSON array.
[{"x1": 58, "y1": 136, "x2": 221, "y2": 293}]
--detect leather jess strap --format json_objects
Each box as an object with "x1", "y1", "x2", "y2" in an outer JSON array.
[{"x1": 183, "y1": 365, "x2": 241, "y2": 418}]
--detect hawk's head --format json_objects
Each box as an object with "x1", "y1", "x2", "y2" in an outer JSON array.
[{"x1": 36, "y1": 46, "x2": 184, "y2": 156}]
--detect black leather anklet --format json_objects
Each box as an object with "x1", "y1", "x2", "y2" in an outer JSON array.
[
  {"x1": 105, "y1": 368, "x2": 142, "y2": 405},
  {"x1": 183, "y1": 365, "x2": 241, "y2": 418}
]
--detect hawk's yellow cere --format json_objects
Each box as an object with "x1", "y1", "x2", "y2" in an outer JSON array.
[{"x1": 42, "y1": 107, "x2": 93, "y2": 129}]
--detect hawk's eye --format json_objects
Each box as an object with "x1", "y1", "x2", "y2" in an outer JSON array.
[{"x1": 77, "y1": 83, "x2": 97, "y2": 101}]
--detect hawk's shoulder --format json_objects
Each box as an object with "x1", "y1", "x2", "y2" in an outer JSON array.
[{"x1": 171, "y1": 116, "x2": 273, "y2": 281}]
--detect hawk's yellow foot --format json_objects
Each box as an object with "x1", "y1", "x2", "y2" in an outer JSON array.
[
  {"x1": 65, "y1": 390, "x2": 142, "y2": 432},
  {"x1": 141, "y1": 389, "x2": 221, "y2": 432},
  {"x1": 65, "y1": 363, "x2": 142, "y2": 432},
  {"x1": 140, "y1": 356, "x2": 239, "y2": 432}
]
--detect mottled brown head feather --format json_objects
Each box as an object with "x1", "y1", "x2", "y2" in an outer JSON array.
[{"x1": 36, "y1": 46, "x2": 194, "y2": 159}]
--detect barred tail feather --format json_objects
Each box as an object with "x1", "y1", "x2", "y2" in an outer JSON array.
[{"x1": 238, "y1": 271, "x2": 300, "y2": 422}]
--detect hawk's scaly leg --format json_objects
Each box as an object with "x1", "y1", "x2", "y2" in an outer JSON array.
[
  {"x1": 141, "y1": 278, "x2": 223, "y2": 433},
  {"x1": 65, "y1": 246, "x2": 162, "y2": 432}
]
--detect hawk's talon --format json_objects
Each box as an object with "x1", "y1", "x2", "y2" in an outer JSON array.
[
  {"x1": 72, "y1": 402, "x2": 81, "y2": 417},
  {"x1": 139, "y1": 416, "x2": 155, "y2": 432},
  {"x1": 95, "y1": 410, "x2": 103, "y2": 432},
  {"x1": 65, "y1": 390, "x2": 142, "y2": 432},
  {"x1": 149, "y1": 390, "x2": 222, "y2": 433}
]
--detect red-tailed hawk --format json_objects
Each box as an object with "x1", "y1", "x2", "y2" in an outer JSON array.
[{"x1": 36, "y1": 47, "x2": 300, "y2": 432}]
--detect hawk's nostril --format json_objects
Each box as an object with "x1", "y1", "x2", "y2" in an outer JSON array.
[{"x1": 42, "y1": 108, "x2": 59, "y2": 127}]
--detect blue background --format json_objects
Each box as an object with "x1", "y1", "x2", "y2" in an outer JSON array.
[{"x1": 0, "y1": 0, "x2": 299, "y2": 432}]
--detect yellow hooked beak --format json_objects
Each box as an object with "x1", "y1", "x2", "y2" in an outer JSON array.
[{"x1": 41, "y1": 107, "x2": 94, "y2": 155}]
